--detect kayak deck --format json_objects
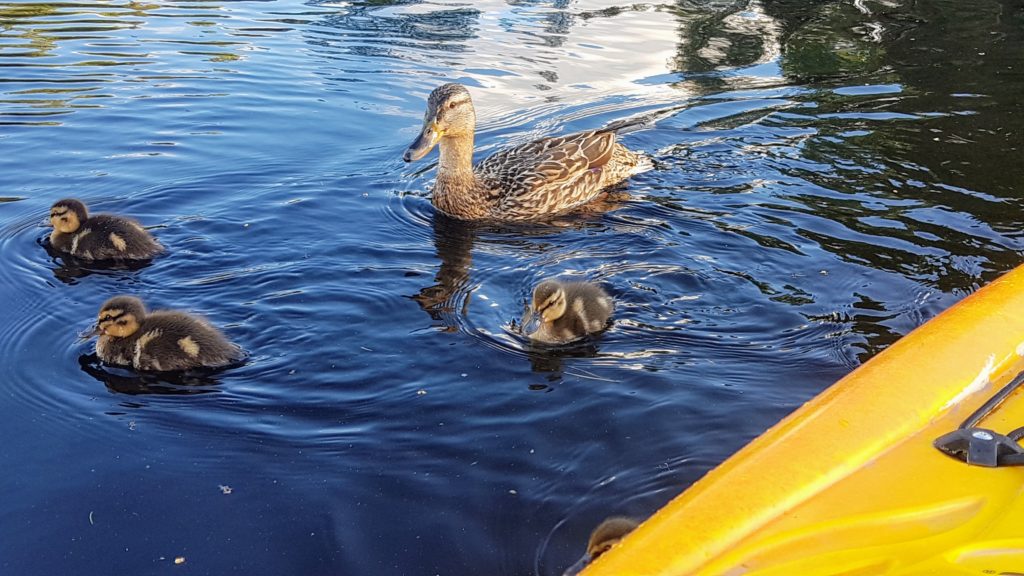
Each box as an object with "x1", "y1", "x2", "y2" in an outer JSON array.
[{"x1": 581, "y1": 265, "x2": 1024, "y2": 575}]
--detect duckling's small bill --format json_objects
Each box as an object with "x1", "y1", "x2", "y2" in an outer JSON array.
[{"x1": 77, "y1": 325, "x2": 101, "y2": 342}]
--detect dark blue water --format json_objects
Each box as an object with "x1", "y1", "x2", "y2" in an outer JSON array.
[{"x1": 1, "y1": 0, "x2": 1022, "y2": 573}]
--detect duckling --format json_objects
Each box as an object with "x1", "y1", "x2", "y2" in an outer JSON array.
[
  {"x1": 526, "y1": 279, "x2": 613, "y2": 344},
  {"x1": 48, "y1": 198, "x2": 162, "y2": 260},
  {"x1": 562, "y1": 517, "x2": 639, "y2": 576},
  {"x1": 403, "y1": 83, "x2": 652, "y2": 221},
  {"x1": 88, "y1": 295, "x2": 242, "y2": 372}
]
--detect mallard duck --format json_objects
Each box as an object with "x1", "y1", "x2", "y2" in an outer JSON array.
[
  {"x1": 526, "y1": 279, "x2": 613, "y2": 344},
  {"x1": 403, "y1": 83, "x2": 651, "y2": 221},
  {"x1": 562, "y1": 517, "x2": 639, "y2": 576},
  {"x1": 49, "y1": 198, "x2": 162, "y2": 260},
  {"x1": 87, "y1": 295, "x2": 242, "y2": 371}
]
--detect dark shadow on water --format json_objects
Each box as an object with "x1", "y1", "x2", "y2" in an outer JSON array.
[{"x1": 78, "y1": 354, "x2": 228, "y2": 396}]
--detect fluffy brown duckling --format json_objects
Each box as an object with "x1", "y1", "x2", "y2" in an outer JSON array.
[
  {"x1": 49, "y1": 198, "x2": 162, "y2": 260},
  {"x1": 88, "y1": 295, "x2": 242, "y2": 372},
  {"x1": 526, "y1": 279, "x2": 613, "y2": 344},
  {"x1": 562, "y1": 517, "x2": 639, "y2": 576}
]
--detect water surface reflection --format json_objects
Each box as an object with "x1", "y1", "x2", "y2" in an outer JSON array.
[{"x1": 1, "y1": 0, "x2": 1022, "y2": 574}]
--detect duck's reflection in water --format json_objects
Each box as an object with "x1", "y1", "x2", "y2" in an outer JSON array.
[
  {"x1": 410, "y1": 213, "x2": 477, "y2": 332},
  {"x1": 410, "y1": 193, "x2": 630, "y2": 331},
  {"x1": 411, "y1": 207, "x2": 624, "y2": 374},
  {"x1": 78, "y1": 354, "x2": 223, "y2": 396}
]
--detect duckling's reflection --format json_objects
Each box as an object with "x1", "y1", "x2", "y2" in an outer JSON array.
[
  {"x1": 78, "y1": 354, "x2": 222, "y2": 396},
  {"x1": 525, "y1": 339, "x2": 601, "y2": 374},
  {"x1": 41, "y1": 238, "x2": 154, "y2": 285}
]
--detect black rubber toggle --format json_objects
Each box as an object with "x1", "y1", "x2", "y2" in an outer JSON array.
[{"x1": 933, "y1": 428, "x2": 1024, "y2": 467}]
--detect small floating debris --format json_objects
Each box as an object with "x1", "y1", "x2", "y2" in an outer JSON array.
[
  {"x1": 174, "y1": 557, "x2": 186, "y2": 565},
  {"x1": 219, "y1": 484, "x2": 233, "y2": 495}
]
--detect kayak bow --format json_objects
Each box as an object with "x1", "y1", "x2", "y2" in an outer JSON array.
[{"x1": 582, "y1": 265, "x2": 1024, "y2": 575}]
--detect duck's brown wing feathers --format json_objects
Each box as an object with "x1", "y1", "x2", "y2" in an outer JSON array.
[{"x1": 477, "y1": 130, "x2": 617, "y2": 217}]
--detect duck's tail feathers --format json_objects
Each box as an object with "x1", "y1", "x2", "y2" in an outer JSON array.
[{"x1": 629, "y1": 152, "x2": 655, "y2": 176}]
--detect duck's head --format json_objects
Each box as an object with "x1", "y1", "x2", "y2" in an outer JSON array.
[
  {"x1": 562, "y1": 517, "x2": 639, "y2": 576},
  {"x1": 532, "y1": 280, "x2": 568, "y2": 323},
  {"x1": 586, "y1": 517, "x2": 638, "y2": 558},
  {"x1": 403, "y1": 83, "x2": 476, "y2": 163},
  {"x1": 89, "y1": 295, "x2": 145, "y2": 339},
  {"x1": 49, "y1": 198, "x2": 88, "y2": 234}
]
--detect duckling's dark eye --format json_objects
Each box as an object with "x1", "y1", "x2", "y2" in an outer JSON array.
[{"x1": 448, "y1": 101, "x2": 456, "y2": 109}]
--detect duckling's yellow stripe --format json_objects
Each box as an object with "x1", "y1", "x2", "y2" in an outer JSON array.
[
  {"x1": 178, "y1": 336, "x2": 200, "y2": 358},
  {"x1": 109, "y1": 232, "x2": 127, "y2": 251}
]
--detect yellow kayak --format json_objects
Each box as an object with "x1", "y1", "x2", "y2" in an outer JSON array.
[{"x1": 582, "y1": 264, "x2": 1024, "y2": 576}]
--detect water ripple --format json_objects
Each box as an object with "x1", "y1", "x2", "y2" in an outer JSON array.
[{"x1": 2, "y1": 0, "x2": 1023, "y2": 574}]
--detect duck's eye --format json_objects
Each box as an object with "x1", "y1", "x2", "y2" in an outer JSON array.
[{"x1": 448, "y1": 101, "x2": 457, "y2": 109}]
